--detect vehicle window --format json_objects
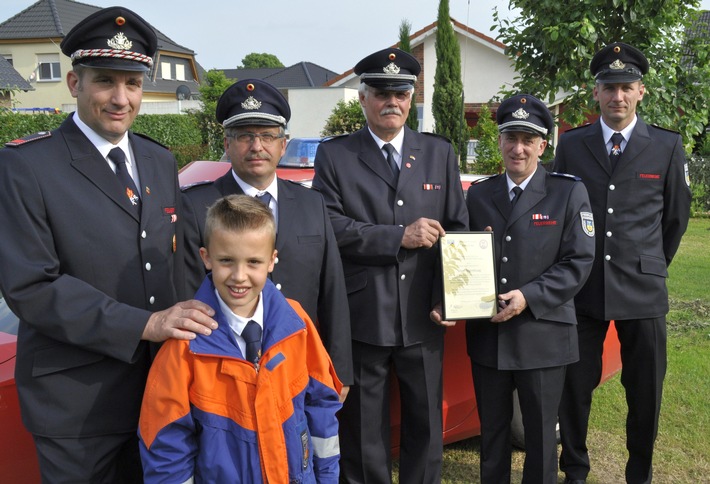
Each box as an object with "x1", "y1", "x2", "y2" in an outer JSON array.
[
  {"x1": 278, "y1": 138, "x2": 320, "y2": 168},
  {"x1": 0, "y1": 293, "x2": 19, "y2": 336}
]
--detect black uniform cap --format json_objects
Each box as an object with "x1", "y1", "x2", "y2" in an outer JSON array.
[
  {"x1": 216, "y1": 79, "x2": 291, "y2": 128},
  {"x1": 590, "y1": 42, "x2": 649, "y2": 84},
  {"x1": 496, "y1": 94, "x2": 554, "y2": 137},
  {"x1": 60, "y1": 7, "x2": 157, "y2": 72},
  {"x1": 354, "y1": 48, "x2": 420, "y2": 92}
]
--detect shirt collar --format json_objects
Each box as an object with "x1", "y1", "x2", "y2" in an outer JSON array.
[
  {"x1": 73, "y1": 112, "x2": 133, "y2": 168},
  {"x1": 600, "y1": 115, "x2": 637, "y2": 145},
  {"x1": 506, "y1": 165, "x2": 538, "y2": 193},
  {"x1": 368, "y1": 127, "x2": 405, "y2": 156},
  {"x1": 214, "y1": 287, "x2": 265, "y2": 338},
  {"x1": 232, "y1": 171, "x2": 279, "y2": 202}
]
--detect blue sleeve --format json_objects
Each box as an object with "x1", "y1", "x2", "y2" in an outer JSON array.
[{"x1": 305, "y1": 376, "x2": 342, "y2": 482}]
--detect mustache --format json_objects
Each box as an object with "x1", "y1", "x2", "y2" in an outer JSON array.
[
  {"x1": 245, "y1": 152, "x2": 271, "y2": 161},
  {"x1": 380, "y1": 107, "x2": 403, "y2": 116}
]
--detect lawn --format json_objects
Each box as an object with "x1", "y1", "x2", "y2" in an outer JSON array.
[{"x1": 429, "y1": 218, "x2": 710, "y2": 483}]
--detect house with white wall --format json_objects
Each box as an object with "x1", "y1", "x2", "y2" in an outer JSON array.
[
  {"x1": 0, "y1": 0, "x2": 203, "y2": 112},
  {"x1": 287, "y1": 17, "x2": 516, "y2": 138}
]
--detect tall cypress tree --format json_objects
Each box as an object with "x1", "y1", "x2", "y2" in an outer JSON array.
[
  {"x1": 398, "y1": 19, "x2": 420, "y2": 131},
  {"x1": 432, "y1": 0, "x2": 467, "y2": 171}
]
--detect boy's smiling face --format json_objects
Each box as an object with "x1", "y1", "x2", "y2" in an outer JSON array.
[{"x1": 200, "y1": 226, "x2": 276, "y2": 318}]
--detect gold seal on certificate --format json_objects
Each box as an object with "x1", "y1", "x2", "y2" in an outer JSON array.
[{"x1": 439, "y1": 232, "x2": 497, "y2": 320}]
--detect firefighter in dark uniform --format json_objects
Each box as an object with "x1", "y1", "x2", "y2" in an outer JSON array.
[
  {"x1": 180, "y1": 79, "x2": 353, "y2": 397},
  {"x1": 555, "y1": 42, "x2": 692, "y2": 484},
  {"x1": 312, "y1": 48, "x2": 469, "y2": 483},
  {"x1": 0, "y1": 7, "x2": 217, "y2": 482},
  {"x1": 440, "y1": 94, "x2": 595, "y2": 483}
]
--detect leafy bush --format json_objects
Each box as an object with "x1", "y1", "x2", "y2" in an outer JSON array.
[
  {"x1": 0, "y1": 112, "x2": 67, "y2": 142},
  {"x1": 0, "y1": 112, "x2": 207, "y2": 169},
  {"x1": 132, "y1": 114, "x2": 205, "y2": 168},
  {"x1": 321, "y1": 98, "x2": 365, "y2": 137},
  {"x1": 470, "y1": 104, "x2": 502, "y2": 175},
  {"x1": 189, "y1": 70, "x2": 235, "y2": 161},
  {"x1": 688, "y1": 153, "x2": 709, "y2": 216}
]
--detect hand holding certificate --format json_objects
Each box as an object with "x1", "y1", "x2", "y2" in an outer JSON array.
[{"x1": 439, "y1": 232, "x2": 497, "y2": 320}]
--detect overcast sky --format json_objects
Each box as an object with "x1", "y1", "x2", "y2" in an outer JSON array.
[{"x1": 3, "y1": 0, "x2": 710, "y2": 74}]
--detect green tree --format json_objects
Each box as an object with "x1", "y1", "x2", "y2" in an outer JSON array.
[
  {"x1": 321, "y1": 98, "x2": 366, "y2": 137},
  {"x1": 399, "y1": 19, "x2": 420, "y2": 131},
  {"x1": 470, "y1": 104, "x2": 503, "y2": 175},
  {"x1": 239, "y1": 53, "x2": 285, "y2": 69},
  {"x1": 193, "y1": 69, "x2": 235, "y2": 160},
  {"x1": 432, "y1": 0, "x2": 468, "y2": 172},
  {"x1": 494, "y1": 0, "x2": 710, "y2": 152}
]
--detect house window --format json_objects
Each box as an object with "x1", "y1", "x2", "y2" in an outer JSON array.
[
  {"x1": 161, "y1": 62, "x2": 172, "y2": 80},
  {"x1": 37, "y1": 54, "x2": 61, "y2": 81},
  {"x1": 3, "y1": 55, "x2": 12, "y2": 66},
  {"x1": 175, "y1": 64, "x2": 185, "y2": 81}
]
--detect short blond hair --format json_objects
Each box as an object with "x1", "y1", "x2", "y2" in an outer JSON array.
[{"x1": 203, "y1": 194, "x2": 275, "y2": 249}]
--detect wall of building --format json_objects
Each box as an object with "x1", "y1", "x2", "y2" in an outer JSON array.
[
  {"x1": 286, "y1": 87, "x2": 359, "y2": 138},
  {"x1": 2, "y1": 43, "x2": 72, "y2": 110}
]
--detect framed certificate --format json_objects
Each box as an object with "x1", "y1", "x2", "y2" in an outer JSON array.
[{"x1": 439, "y1": 231, "x2": 497, "y2": 320}]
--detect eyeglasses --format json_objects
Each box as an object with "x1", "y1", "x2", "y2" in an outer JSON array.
[{"x1": 231, "y1": 132, "x2": 285, "y2": 146}]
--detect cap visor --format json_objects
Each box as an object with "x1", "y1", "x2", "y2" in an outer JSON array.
[
  {"x1": 76, "y1": 58, "x2": 150, "y2": 72},
  {"x1": 224, "y1": 118, "x2": 284, "y2": 128},
  {"x1": 499, "y1": 125, "x2": 546, "y2": 136},
  {"x1": 362, "y1": 80, "x2": 413, "y2": 92}
]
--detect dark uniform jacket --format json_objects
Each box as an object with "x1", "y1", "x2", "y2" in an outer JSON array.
[
  {"x1": 312, "y1": 126, "x2": 469, "y2": 346},
  {"x1": 553, "y1": 118, "x2": 691, "y2": 321},
  {"x1": 181, "y1": 173, "x2": 353, "y2": 385},
  {"x1": 0, "y1": 116, "x2": 180, "y2": 437},
  {"x1": 466, "y1": 167, "x2": 595, "y2": 370}
]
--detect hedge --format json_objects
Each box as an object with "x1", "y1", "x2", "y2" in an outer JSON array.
[{"x1": 0, "y1": 112, "x2": 208, "y2": 168}]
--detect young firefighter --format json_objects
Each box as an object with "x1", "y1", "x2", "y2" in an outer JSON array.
[{"x1": 139, "y1": 194, "x2": 342, "y2": 483}]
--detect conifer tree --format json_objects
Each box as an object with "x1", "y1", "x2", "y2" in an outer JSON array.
[
  {"x1": 432, "y1": 0, "x2": 468, "y2": 171},
  {"x1": 398, "y1": 19, "x2": 420, "y2": 131}
]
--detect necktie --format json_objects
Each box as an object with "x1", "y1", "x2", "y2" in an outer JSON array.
[
  {"x1": 609, "y1": 132, "x2": 624, "y2": 170},
  {"x1": 383, "y1": 143, "x2": 399, "y2": 180},
  {"x1": 108, "y1": 147, "x2": 141, "y2": 211},
  {"x1": 242, "y1": 320, "x2": 262, "y2": 365},
  {"x1": 510, "y1": 186, "x2": 523, "y2": 208},
  {"x1": 256, "y1": 192, "x2": 272, "y2": 208}
]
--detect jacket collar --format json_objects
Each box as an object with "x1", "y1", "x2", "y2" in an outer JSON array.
[{"x1": 189, "y1": 276, "x2": 305, "y2": 358}]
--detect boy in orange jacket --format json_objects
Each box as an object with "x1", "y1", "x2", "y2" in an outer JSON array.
[{"x1": 139, "y1": 194, "x2": 342, "y2": 483}]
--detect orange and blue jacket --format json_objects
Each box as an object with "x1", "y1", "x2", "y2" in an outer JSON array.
[{"x1": 138, "y1": 277, "x2": 342, "y2": 483}]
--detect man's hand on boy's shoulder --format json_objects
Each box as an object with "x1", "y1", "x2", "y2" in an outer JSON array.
[
  {"x1": 339, "y1": 386, "x2": 350, "y2": 403},
  {"x1": 142, "y1": 300, "x2": 218, "y2": 342}
]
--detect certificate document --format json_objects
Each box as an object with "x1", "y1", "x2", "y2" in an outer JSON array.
[{"x1": 439, "y1": 232, "x2": 497, "y2": 320}]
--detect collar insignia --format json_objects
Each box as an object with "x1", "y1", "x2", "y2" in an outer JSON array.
[
  {"x1": 512, "y1": 108, "x2": 530, "y2": 119},
  {"x1": 609, "y1": 59, "x2": 626, "y2": 70},
  {"x1": 107, "y1": 32, "x2": 133, "y2": 51},
  {"x1": 241, "y1": 96, "x2": 262, "y2": 110},
  {"x1": 383, "y1": 62, "x2": 401, "y2": 75}
]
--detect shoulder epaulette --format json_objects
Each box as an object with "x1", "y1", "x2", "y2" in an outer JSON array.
[
  {"x1": 5, "y1": 131, "x2": 52, "y2": 147},
  {"x1": 321, "y1": 133, "x2": 350, "y2": 143},
  {"x1": 649, "y1": 124, "x2": 681, "y2": 135},
  {"x1": 422, "y1": 132, "x2": 451, "y2": 143},
  {"x1": 284, "y1": 178, "x2": 313, "y2": 189},
  {"x1": 562, "y1": 123, "x2": 593, "y2": 133},
  {"x1": 472, "y1": 174, "x2": 500, "y2": 185},
  {"x1": 550, "y1": 171, "x2": 581, "y2": 181},
  {"x1": 132, "y1": 132, "x2": 169, "y2": 150},
  {"x1": 180, "y1": 180, "x2": 214, "y2": 192}
]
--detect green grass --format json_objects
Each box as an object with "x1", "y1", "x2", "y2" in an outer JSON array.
[{"x1": 582, "y1": 217, "x2": 710, "y2": 483}]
